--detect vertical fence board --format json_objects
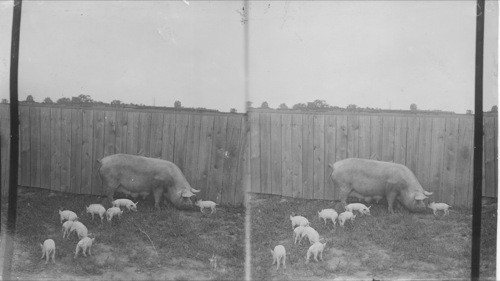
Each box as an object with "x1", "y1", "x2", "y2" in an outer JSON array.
[
  {"x1": 0, "y1": 105, "x2": 11, "y2": 194},
  {"x1": 358, "y1": 116, "x2": 371, "y2": 160},
  {"x1": 174, "y1": 114, "x2": 189, "y2": 172},
  {"x1": 40, "y1": 108, "x2": 51, "y2": 189},
  {"x1": 60, "y1": 109, "x2": 72, "y2": 193},
  {"x1": 441, "y1": 118, "x2": 459, "y2": 204},
  {"x1": 70, "y1": 109, "x2": 83, "y2": 194},
  {"x1": 92, "y1": 110, "x2": 105, "y2": 195},
  {"x1": 370, "y1": 116, "x2": 383, "y2": 160},
  {"x1": 324, "y1": 115, "x2": 337, "y2": 200},
  {"x1": 455, "y1": 118, "x2": 473, "y2": 207},
  {"x1": 302, "y1": 114, "x2": 313, "y2": 199},
  {"x1": 393, "y1": 117, "x2": 407, "y2": 165},
  {"x1": 382, "y1": 116, "x2": 395, "y2": 162},
  {"x1": 335, "y1": 115, "x2": 348, "y2": 161},
  {"x1": 197, "y1": 115, "x2": 214, "y2": 199},
  {"x1": 50, "y1": 108, "x2": 61, "y2": 191},
  {"x1": 115, "y1": 110, "x2": 128, "y2": 154},
  {"x1": 234, "y1": 117, "x2": 248, "y2": 206},
  {"x1": 223, "y1": 116, "x2": 243, "y2": 205},
  {"x1": 416, "y1": 117, "x2": 433, "y2": 191},
  {"x1": 291, "y1": 114, "x2": 303, "y2": 198},
  {"x1": 161, "y1": 114, "x2": 176, "y2": 162},
  {"x1": 250, "y1": 113, "x2": 261, "y2": 193},
  {"x1": 347, "y1": 115, "x2": 359, "y2": 158},
  {"x1": 270, "y1": 114, "x2": 282, "y2": 195},
  {"x1": 19, "y1": 106, "x2": 30, "y2": 186},
  {"x1": 81, "y1": 109, "x2": 93, "y2": 195},
  {"x1": 138, "y1": 112, "x2": 152, "y2": 157},
  {"x1": 281, "y1": 114, "x2": 293, "y2": 197},
  {"x1": 406, "y1": 116, "x2": 420, "y2": 173},
  {"x1": 208, "y1": 115, "x2": 227, "y2": 203},
  {"x1": 259, "y1": 113, "x2": 272, "y2": 195},
  {"x1": 429, "y1": 118, "x2": 445, "y2": 200},
  {"x1": 185, "y1": 114, "x2": 201, "y2": 188},
  {"x1": 29, "y1": 107, "x2": 41, "y2": 187},
  {"x1": 484, "y1": 116, "x2": 497, "y2": 197},
  {"x1": 104, "y1": 111, "x2": 116, "y2": 157},
  {"x1": 149, "y1": 112, "x2": 164, "y2": 158},
  {"x1": 313, "y1": 115, "x2": 325, "y2": 199},
  {"x1": 126, "y1": 112, "x2": 139, "y2": 155}
]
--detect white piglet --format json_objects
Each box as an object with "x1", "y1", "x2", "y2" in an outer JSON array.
[
  {"x1": 293, "y1": 226, "x2": 307, "y2": 244},
  {"x1": 86, "y1": 204, "x2": 106, "y2": 223},
  {"x1": 306, "y1": 241, "x2": 327, "y2": 264},
  {"x1": 74, "y1": 237, "x2": 95, "y2": 258},
  {"x1": 345, "y1": 203, "x2": 371, "y2": 216},
  {"x1": 40, "y1": 239, "x2": 56, "y2": 264},
  {"x1": 290, "y1": 215, "x2": 309, "y2": 229},
  {"x1": 195, "y1": 200, "x2": 218, "y2": 214},
  {"x1": 58, "y1": 210, "x2": 78, "y2": 224},
  {"x1": 69, "y1": 221, "x2": 88, "y2": 240},
  {"x1": 428, "y1": 202, "x2": 451, "y2": 216},
  {"x1": 270, "y1": 245, "x2": 286, "y2": 269},
  {"x1": 106, "y1": 207, "x2": 123, "y2": 222},
  {"x1": 112, "y1": 199, "x2": 138, "y2": 212},
  {"x1": 300, "y1": 226, "x2": 320, "y2": 245},
  {"x1": 338, "y1": 211, "x2": 356, "y2": 227},
  {"x1": 318, "y1": 209, "x2": 338, "y2": 226},
  {"x1": 62, "y1": 221, "x2": 75, "y2": 239}
]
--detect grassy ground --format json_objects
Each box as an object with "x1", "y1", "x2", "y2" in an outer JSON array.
[
  {"x1": 249, "y1": 193, "x2": 496, "y2": 281},
  {"x1": 2, "y1": 186, "x2": 245, "y2": 281}
]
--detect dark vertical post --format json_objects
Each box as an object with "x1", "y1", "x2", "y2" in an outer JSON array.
[
  {"x1": 471, "y1": 0, "x2": 485, "y2": 280},
  {"x1": 3, "y1": 0, "x2": 22, "y2": 280}
]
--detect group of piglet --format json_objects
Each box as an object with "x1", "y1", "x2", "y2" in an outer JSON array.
[
  {"x1": 270, "y1": 203, "x2": 372, "y2": 269},
  {"x1": 39, "y1": 198, "x2": 137, "y2": 264}
]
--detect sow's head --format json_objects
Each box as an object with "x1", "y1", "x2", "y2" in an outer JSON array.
[
  {"x1": 169, "y1": 187, "x2": 200, "y2": 210},
  {"x1": 400, "y1": 190, "x2": 433, "y2": 212}
]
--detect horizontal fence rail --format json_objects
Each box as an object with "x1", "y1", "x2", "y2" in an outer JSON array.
[
  {"x1": 0, "y1": 104, "x2": 248, "y2": 206},
  {"x1": 248, "y1": 110, "x2": 497, "y2": 207}
]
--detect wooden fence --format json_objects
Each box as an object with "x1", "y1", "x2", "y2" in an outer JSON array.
[
  {"x1": 0, "y1": 104, "x2": 248, "y2": 206},
  {"x1": 248, "y1": 109, "x2": 498, "y2": 207}
]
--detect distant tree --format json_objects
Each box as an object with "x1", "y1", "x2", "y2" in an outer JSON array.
[
  {"x1": 260, "y1": 101, "x2": 270, "y2": 109},
  {"x1": 490, "y1": 105, "x2": 498, "y2": 113},
  {"x1": 71, "y1": 94, "x2": 93, "y2": 105},
  {"x1": 26, "y1": 95, "x2": 35, "y2": 103},
  {"x1": 42, "y1": 97, "x2": 53, "y2": 104},
  {"x1": 110, "y1": 100, "x2": 122, "y2": 106},
  {"x1": 307, "y1": 99, "x2": 330, "y2": 110},
  {"x1": 174, "y1": 100, "x2": 182, "y2": 108},
  {"x1": 230, "y1": 108, "x2": 237, "y2": 113},
  {"x1": 1, "y1": 98, "x2": 8, "y2": 104},
  {"x1": 56, "y1": 97, "x2": 71, "y2": 105},
  {"x1": 346, "y1": 104, "x2": 357, "y2": 110},
  {"x1": 246, "y1": 101, "x2": 253, "y2": 109},
  {"x1": 410, "y1": 103, "x2": 418, "y2": 111},
  {"x1": 292, "y1": 103, "x2": 307, "y2": 110},
  {"x1": 278, "y1": 103, "x2": 289, "y2": 110},
  {"x1": 466, "y1": 109, "x2": 473, "y2": 115}
]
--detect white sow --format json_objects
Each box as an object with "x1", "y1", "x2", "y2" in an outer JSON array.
[
  {"x1": 317, "y1": 209, "x2": 338, "y2": 226},
  {"x1": 306, "y1": 241, "x2": 327, "y2": 264},
  {"x1": 428, "y1": 202, "x2": 451, "y2": 216},
  {"x1": 271, "y1": 245, "x2": 286, "y2": 269},
  {"x1": 195, "y1": 200, "x2": 218, "y2": 214},
  {"x1": 40, "y1": 239, "x2": 56, "y2": 264},
  {"x1": 86, "y1": 204, "x2": 106, "y2": 223},
  {"x1": 289, "y1": 215, "x2": 309, "y2": 229},
  {"x1": 106, "y1": 207, "x2": 123, "y2": 222},
  {"x1": 59, "y1": 210, "x2": 78, "y2": 224},
  {"x1": 112, "y1": 199, "x2": 138, "y2": 212},
  {"x1": 74, "y1": 237, "x2": 95, "y2": 258}
]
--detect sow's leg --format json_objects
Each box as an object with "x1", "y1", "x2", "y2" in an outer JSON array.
[
  {"x1": 152, "y1": 187, "x2": 163, "y2": 211},
  {"x1": 386, "y1": 192, "x2": 397, "y2": 214}
]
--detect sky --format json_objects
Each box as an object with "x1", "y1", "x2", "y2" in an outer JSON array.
[{"x1": 0, "y1": 1, "x2": 498, "y2": 113}]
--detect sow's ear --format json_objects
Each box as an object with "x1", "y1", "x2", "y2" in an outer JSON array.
[
  {"x1": 414, "y1": 193, "x2": 428, "y2": 201},
  {"x1": 180, "y1": 189, "x2": 195, "y2": 198}
]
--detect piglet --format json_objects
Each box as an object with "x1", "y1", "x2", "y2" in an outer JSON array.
[
  {"x1": 293, "y1": 225, "x2": 306, "y2": 244},
  {"x1": 74, "y1": 237, "x2": 95, "y2": 258},
  {"x1": 271, "y1": 245, "x2": 286, "y2": 269},
  {"x1": 69, "y1": 221, "x2": 88, "y2": 240},
  {"x1": 318, "y1": 209, "x2": 338, "y2": 226},
  {"x1": 58, "y1": 210, "x2": 78, "y2": 224},
  {"x1": 338, "y1": 211, "x2": 356, "y2": 227},
  {"x1": 62, "y1": 220, "x2": 74, "y2": 239},
  {"x1": 289, "y1": 215, "x2": 309, "y2": 229},
  {"x1": 306, "y1": 241, "x2": 327, "y2": 264},
  {"x1": 106, "y1": 207, "x2": 123, "y2": 222},
  {"x1": 300, "y1": 226, "x2": 320, "y2": 245},
  {"x1": 345, "y1": 203, "x2": 371, "y2": 216},
  {"x1": 86, "y1": 204, "x2": 106, "y2": 223},
  {"x1": 195, "y1": 200, "x2": 218, "y2": 214},
  {"x1": 40, "y1": 239, "x2": 56, "y2": 264},
  {"x1": 428, "y1": 202, "x2": 451, "y2": 216},
  {"x1": 112, "y1": 199, "x2": 138, "y2": 212}
]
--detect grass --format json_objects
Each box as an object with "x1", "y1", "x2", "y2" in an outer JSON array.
[
  {"x1": 249, "y1": 192, "x2": 496, "y2": 280},
  {"x1": 4, "y1": 186, "x2": 245, "y2": 280}
]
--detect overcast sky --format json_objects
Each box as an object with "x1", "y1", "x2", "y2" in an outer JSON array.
[{"x1": 0, "y1": 1, "x2": 498, "y2": 113}]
